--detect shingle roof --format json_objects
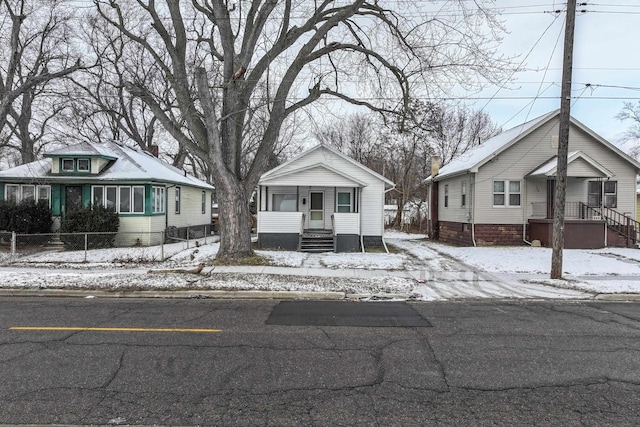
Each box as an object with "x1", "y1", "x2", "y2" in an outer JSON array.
[
  {"x1": 429, "y1": 110, "x2": 558, "y2": 181},
  {"x1": 0, "y1": 141, "x2": 214, "y2": 189}
]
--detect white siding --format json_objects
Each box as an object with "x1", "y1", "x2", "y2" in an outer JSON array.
[
  {"x1": 262, "y1": 166, "x2": 361, "y2": 187},
  {"x1": 333, "y1": 213, "x2": 360, "y2": 234},
  {"x1": 92, "y1": 158, "x2": 111, "y2": 174},
  {"x1": 261, "y1": 147, "x2": 389, "y2": 236},
  {"x1": 167, "y1": 186, "x2": 211, "y2": 228},
  {"x1": 257, "y1": 211, "x2": 304, "y2": 233}
]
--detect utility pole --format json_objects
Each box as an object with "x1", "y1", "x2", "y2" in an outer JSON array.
[{"x1": 551, "y1": 0, "x2": 577, "y2": 279}]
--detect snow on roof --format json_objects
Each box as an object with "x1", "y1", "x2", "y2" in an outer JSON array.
[
  {"x1": 0, "y1": 141, "x2": 214, "y2": 189},
  {"x1": 430, "y1": 110, "x2": 558, "y2": 181},
  {"x1": 45, "y1": 141, "x2": 116, "y2": 158},
  {"x1": 527, "y1": 151, "x2": 613, "y2": 178}
]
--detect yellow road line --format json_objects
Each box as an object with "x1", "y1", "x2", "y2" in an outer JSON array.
[{"x1": 9, "y1": 326, "x2": 222, "y2": 333}]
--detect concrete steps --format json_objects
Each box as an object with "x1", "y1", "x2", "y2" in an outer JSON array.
[{"x1": 300, "y1": 230, "x2": 334, "y2": 253}]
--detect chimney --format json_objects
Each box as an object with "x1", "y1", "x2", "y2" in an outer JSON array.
[
  {"x1": 430, "y1": 155, "x2": 441, "y2": 177},
  {"x1": 149, "y1": 144, "x2": 159, "y2": 157}
]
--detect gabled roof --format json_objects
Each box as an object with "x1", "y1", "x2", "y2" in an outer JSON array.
[
  {"x1": 259, "y1": 143, "x2": 395, "y2": 189},
  {"x1": 527, "y1": 151, "x2": 613, "y2": 178},
  {"x1": 0, "y1": 141, "x2": 214, "y2": 190},
  {"x1": 260, "y1": 162, "x2": 369, "y2": 187},
  {"x1": 426, "y1": 110, "x2": 640, "y2": 182}
]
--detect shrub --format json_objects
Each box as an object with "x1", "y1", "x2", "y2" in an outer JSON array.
[
  {"x1": 60, "y1": 205, "x2": 119, "y2": 249},
  {"x1": 0, "y1": 200, "x2": 52, "y2": 234}
]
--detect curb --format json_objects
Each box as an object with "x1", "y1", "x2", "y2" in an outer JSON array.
[
  {"x1": 0, "y1": 289, "x2": 346, "y2": 300},
  {"x1": 594, "y1": 293, "x2": 640, "y2": 301}
]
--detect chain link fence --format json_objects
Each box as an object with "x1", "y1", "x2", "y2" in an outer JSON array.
[{"x1": 0, "y1": 224, "x2": 216, "y2": 264}]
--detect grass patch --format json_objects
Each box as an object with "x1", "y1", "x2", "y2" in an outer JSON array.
[
  {"x1": 364, "y1": 243, "x2": 402, "y2": 254},
  {"x1": 213, "y1": 253, "x2": 272, "y2": 266}
]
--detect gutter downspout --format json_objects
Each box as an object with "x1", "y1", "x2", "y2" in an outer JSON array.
[
  {"x1": 471, "y1": 174, "x2": 477, "y2": 247},
  {"x1": 522, "y1": 178, "x2": 532, "y2": 245},
  {"x1": 382, "y1": 184, "x2": 396, "y2": 254}
]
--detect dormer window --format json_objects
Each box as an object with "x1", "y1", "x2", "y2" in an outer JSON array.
[
  {"x1": 77, "y1": 158, "x2": 90, "y2": 172},
  {"x1": 62, "y1": 158, "x2": 74, "y2": 172}
]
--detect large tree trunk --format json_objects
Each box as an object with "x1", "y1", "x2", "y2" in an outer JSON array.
[{"x1": 216, "y1": 179, "x2": 253, "y2": 260}]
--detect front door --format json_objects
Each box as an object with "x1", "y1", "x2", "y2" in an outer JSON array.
[
  {"x1": 546, "y1": 179, "x2": 555, "y2": 219},
  {"x1": 65, "y1": 186, "x2": 83, "y2": 214},
  {"x1": 309, "y1": 191, "x2": 324, "y2": 229}
]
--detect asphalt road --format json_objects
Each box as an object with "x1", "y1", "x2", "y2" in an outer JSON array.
[{"x1": 1, "y1": 297, "x2": 639, "y2": 426}]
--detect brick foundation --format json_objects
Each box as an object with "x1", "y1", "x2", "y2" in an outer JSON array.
[{"x1": 438, "y1": 221, "x2": 525, "y2": 246}]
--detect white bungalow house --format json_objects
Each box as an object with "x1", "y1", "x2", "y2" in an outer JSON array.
[
  {"x1": 256, "y1": 144, "x2": 395, "y2": 252},
  {"x1": 425, "y1": 110, "x2": 640, "y2": 248},
  {"x1": 0, "y1": 141, "x2": 214, "y2": 246}
]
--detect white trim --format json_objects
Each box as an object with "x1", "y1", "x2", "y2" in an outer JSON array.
[{"x1": 259, "y1": 144, "x2": 394, "y2": 188}]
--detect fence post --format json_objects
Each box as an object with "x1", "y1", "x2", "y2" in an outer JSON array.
[
  {"x1": 11, "y1": 231, "x2": 16, "y2": 257},
  {"x1": 161, "y1": 232, "x2": 164, "y2": 261},
  {"x1": 84, "y1": 233, "x2": 88, "y2": 262},
  {"x1": 204, "y1": 225, "x2": 207, "y2": 245},
  {"x1": 187, "y1": 227, "x2": 190, "y2": 249}
]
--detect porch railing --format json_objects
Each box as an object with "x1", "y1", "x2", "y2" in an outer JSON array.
[
  {"x1": 529, "y1": 201, "x2": 585, "y2": 219},
  {"x1": 529, "y1": 201, "x2": 638, "y2": 246},
  {"x1": 581, "y1": 203, "x2": 639, "y2": 246}
]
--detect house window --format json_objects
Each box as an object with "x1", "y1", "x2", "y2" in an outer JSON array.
[
  {"x1": 175, "y1": 187, "x2": 181, "y2": 214},
  {"x1": 21, "y1": 185, "x2": 35, "y2": 201},
  {"x1": 493, "y1": 180, "x2": 521, "y2": 207},
  {"x1": 272, "y1": 194, "x2": 296, "y2": 212},
  {"x1": 5, "y1": 184, "x2": 50, "y2": 206},
  {"x1": 92, "y1": 186, "x2": 104, "y2": 207},
  {"x1": 119, "y1": 187, "x2": 131, "y2": 213},
  {"x1": 106, "y1": 186, "x2": 117, "y2": 210},
  {"x1": 77, "y1": 158, "x2": 90, "y2": 172},
  {"x1": 337, "y1": 192, "x2": 352, "y2": 213},
  {"x1": 62, "y1": 158, "x2": 74, "y2": 172},
  {"x1": 588, "y1": 181, "x2": 601, "y2": 207},
  {"x1": 444, "y1": 184, "x2": 449, "y2": 208},
  {"x1": 133, "y1": 186, "x2": 144, "y2": 213},
  {"x1": 37, "y1": 186, "x2": 50, "y2": 206},
  {"x1": 461, "y1": 181, "x2": 466, "y2": 207},
  {"x1": 201, "y1": 191, "x2": 206, "y2": 214},
  {"x1": 152, "y1": 186, "x2": 165, "y2": 213},
  {"x1": 604, "y1": 181, "x2": 617, "y2": 208},
  {"x1": 5, "y1": 184, "x2": 19, "y2": 203},
  {"x1": 93, "y1": 185, "x2": 144, "y2": 213}
]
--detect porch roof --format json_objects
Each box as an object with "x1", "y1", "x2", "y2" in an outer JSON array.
[
  {"x1": 526, "y1": 151, "x2": 613, "y2": 178},
  {"x1": 258, "y1": 163, "x2": 368, "y2": 187}
]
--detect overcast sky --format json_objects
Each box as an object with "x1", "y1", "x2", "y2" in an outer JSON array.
[{"x1": 473, "y1": 1, "x2": 639, "y2": 146}]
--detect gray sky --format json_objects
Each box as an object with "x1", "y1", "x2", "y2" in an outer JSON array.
[{"x1": 473, "y1": 1, "x2": 639, "y2": 146}]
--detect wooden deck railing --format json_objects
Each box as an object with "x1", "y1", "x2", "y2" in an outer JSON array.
[{"x1": 579, "y1": 203, "x2": 639, "y2": 246}]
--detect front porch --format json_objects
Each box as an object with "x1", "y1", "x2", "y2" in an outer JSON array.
[
  {"x1": 256, "y1": 211, "x2": 362, "y2": 252},
  {"x1": 528, "y1": 201, "x2": 639, "y2": 248}
]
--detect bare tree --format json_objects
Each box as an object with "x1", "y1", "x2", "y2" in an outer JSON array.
[
  {"x1": 415, "y1": 103, "x2": 501, "y2": 167},
  {"x1": 314, "y1": 113, "x2": 380, "y2": 166},
  {"x1": 0, "y1": 0, "x2": 83, "y2": 164},
  {"x1": 94, "y1": 0, "x2": 511, "y2": 260},
  {"x1": 616, "y1": 101, "x2": 640, "y2": 159}
]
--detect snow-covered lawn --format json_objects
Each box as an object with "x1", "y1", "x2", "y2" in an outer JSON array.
[{"x1": 0, "y1": 231, "x2": 638, "y2": 298}]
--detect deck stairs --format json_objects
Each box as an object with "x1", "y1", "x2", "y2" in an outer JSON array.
[
  {"x1": 581, "y1": 203, "x2": 640, "y2": 247},
  {"x1": 300, "y1": 229, "x2": 334, "y2": 253}
]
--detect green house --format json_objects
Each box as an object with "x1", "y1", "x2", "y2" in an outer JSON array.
[{"x1": 0, "y1": 141, "x2": 214, "y2": 246}]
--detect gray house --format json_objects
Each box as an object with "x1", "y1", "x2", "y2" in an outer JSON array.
[
  {"x1": 426, "y1": 110, "x2": 640, "y2": 248},
  {"x1": 256, "y1": 144, "x2": 395, "y2": 252}
]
